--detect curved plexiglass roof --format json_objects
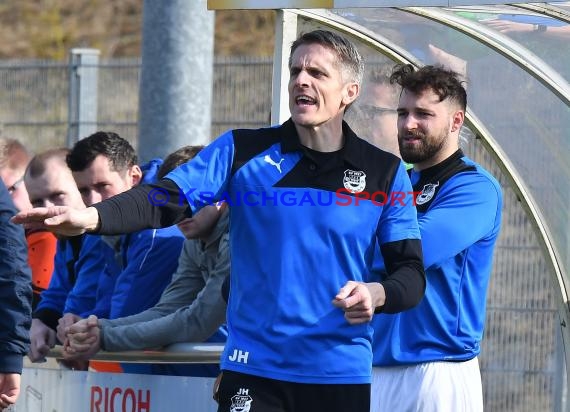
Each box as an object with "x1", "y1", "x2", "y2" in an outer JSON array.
[
  {"x1": 326, "y1": 1, "x2": 570, "y2": 299},
  {"x1": 287, "y1": 2, "x2": 570, "y2": 305}
]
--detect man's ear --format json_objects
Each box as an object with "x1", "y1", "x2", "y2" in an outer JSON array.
[
  {"x1": 342, "y1": 82, "x2": 360, "y2": 106},
  {"x1": 128, "y1": 165, "x2": 143, "y2": 186},
  {"x1": 450, "y1": 110, "x2": 465, "y2": 133}
]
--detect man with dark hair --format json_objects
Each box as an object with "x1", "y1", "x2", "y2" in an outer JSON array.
[
  {"x1": 63, "y1": 145, "x2": 228, "y2": 378},
  {"x1": 61, "y1": 131, "x2": 185, "y2": 374},
  {"x1": 370, "y1": 64, "x2": 502, "y2": 412},
  {"x1": 66, "y1": 131, "x2": 140, "y2": 206},
  {"x1": 14, "y1": 31, "x2": 425, "y2": 412},
  {"x1": 0, "y1": 179, "x2": 32, "y2": 409}
]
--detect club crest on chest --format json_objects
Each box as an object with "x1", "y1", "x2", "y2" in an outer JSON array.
[
  {"x1": 343, "y1": 169, "x2": 366, "y2": 193},
  {"x1": 416, "y1": 182, "x2": 439, "y2": 205}
]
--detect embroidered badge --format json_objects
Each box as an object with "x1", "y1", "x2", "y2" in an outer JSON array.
[
  {"x1": 343, "y1": 169, "x2": 366, "y2": 193},
  {"x1": 416, "y1": 182, "x2": 440, "y2": 205}
]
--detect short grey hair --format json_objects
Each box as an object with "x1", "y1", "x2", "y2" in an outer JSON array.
[{"x1": 289, "y1": 29, "x2": 364, "y2": 85}]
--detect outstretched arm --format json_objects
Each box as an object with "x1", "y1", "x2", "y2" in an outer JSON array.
[
  {"x1": 12, "y1": 206, "x2": 100, "y2": 237},
  {"x1": 12, "y1": 180, "x2": 190, "y2": 236},
  {"x1": 483, "y1": 19, "x2": 570, "y2": 40}
]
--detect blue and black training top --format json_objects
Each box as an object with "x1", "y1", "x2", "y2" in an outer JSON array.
[
  {"x1": 95, "y1": 119, "x2": 425, "y2": 384},
  {"x1": 372, "y1": 150, "x2": 502, "y2": 366}
]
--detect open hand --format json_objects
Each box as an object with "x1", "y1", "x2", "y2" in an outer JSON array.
[{"x1": 12, "y1": 206, "x2": 99, "y2": 236}]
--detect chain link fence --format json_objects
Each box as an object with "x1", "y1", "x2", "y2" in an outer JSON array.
[{"x1": 0, "y1": 56, "x2": 273, "y2": 153}]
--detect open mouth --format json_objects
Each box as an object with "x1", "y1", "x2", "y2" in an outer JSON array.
[{"x1": 295, "y1": 95, "x2": 317, "y2": 106}]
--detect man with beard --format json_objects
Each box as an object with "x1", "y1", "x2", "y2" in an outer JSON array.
[{"x1": 370, "y1": 64, "x2": 503, "y2": 412}]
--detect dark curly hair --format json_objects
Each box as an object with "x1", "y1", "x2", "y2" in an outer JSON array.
[{"x1": 390, "y1": 64, "x2": 466, "y2": 111}]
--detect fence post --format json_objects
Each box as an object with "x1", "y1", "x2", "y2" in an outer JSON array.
[{"x1": 67, "y1": 48, "x2": 100, "y2": 147}]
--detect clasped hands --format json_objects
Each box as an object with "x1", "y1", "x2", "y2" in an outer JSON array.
[{"x1": 60, "y1": 314, "x2": 102, "y2": 361}]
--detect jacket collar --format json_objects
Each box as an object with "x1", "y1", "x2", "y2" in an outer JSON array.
[
  {"x1": 279, "y1": 118, "x2": 363, "y2": 169},
  {"x1": 412, "y1": 149, "x2": 465, "y2": 181}
]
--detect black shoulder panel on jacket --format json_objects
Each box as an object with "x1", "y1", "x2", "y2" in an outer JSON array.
[
  {"x1": 346, "y1": 136, "x2": 403, "y2": 195},
  {"x1": 231, "y1": 126, "x2": 282, "y2": 176}
]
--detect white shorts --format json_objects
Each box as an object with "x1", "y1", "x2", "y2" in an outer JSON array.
[{"x1": 371, "y1": 357, "x2": 483, "y2": 412}]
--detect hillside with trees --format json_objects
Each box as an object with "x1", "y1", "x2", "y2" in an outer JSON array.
[{"x1": 0, "y1": 2, "x2": 274, "y2": 59}]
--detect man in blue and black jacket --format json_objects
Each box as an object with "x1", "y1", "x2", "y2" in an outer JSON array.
[
  {"x1": 13, "y1": 30, "x2": 425, "y2": 412},
  {"x1": 371, "y1": 64, "x2": 502, "y2": 412}
]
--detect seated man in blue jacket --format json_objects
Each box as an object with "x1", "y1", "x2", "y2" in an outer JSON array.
[
  {"x1": 61, "y1": 131, "x2": 185, "y2": 373},
  {"x1": 62, "y1": 145, "x2": 229, "y2": 378},
  {"x1": 25, "y1": 148, "x2": 118, "y2": 364},
  {"x1": 0, "y1": 179, "x2": 32, "y2": 409}
]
